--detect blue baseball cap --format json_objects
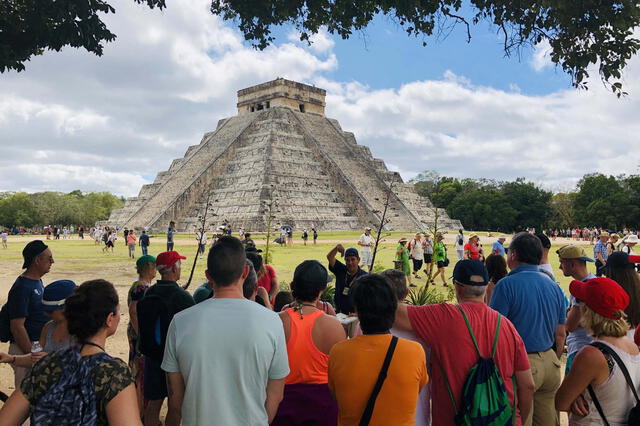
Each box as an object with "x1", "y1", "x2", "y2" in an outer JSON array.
[
  {"x1": 42, "y1": 280, "x2": 77, "y2": 311},
  {"x1": 345, "y1": 248, "x2": 359, "y2": 258}
]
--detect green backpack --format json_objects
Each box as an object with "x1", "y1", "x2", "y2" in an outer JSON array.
[{"x1": 441, "y1": 305, "x2": 516, "y2": 426}]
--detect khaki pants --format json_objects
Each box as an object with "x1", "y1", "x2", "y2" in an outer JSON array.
[
  {"x1": 525, "y1": 349, "x2": 561, "y2": 426},
  {"x1": 9, "y1": 343, "x2": 30, "y2": 390}
]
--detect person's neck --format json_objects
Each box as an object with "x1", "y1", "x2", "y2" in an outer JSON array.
[
  {"x1": 80, "y1": 331, "x2": 108, "y2": 356},
  {"x1": 21, "y1": 269, "x2": 42, "y2": 280},
  {"x1": 138, "y1": 275, "x2": 153, "y2": 285},
  {"x1": 296, "y1": 297, "x2": 321, "y2": 309},
  {"x1": 572, "y1": 269, "x2": 590, "y2": 281},
  {"x1": 213, "y1": 283, "x2": 244, "y2": 299},
  {"x1": 346, "y1": 266, "x2": 359, "y2": 275},
  {"x1": 457, "y1": 295, "x2": 485, "y2": 304},
  {"x1": 362, "y1": 330, "x2": 391, "y2": 335}
]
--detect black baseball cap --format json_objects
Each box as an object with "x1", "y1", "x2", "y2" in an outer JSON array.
[
  {"x1": 607, "y1": 251, "x2": 640, "y2": 270},
  {"x1": 293, "y1": 260, "x2": 333, "y2": 286},
  {"x1": 453, "y1": 259, "x2": 489, "y2": 286},
  {"x1": 22, "y1": 240, "x2": 49, "y2": 269}
]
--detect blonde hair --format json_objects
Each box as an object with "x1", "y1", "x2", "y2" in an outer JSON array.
[{"x1": 582, "y1": 305, "x2": 629, "y2": 338}]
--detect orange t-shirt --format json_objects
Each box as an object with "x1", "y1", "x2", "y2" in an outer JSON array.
[
  {"x1": 284, "y1": 308, "x2": 329, "y2": 385},
  {"x1": 328, "y1": 334, "x2": 428, "y2": 426}
]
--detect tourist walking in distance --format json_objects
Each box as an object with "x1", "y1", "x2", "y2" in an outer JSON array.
[
  {"x1": 327, "y1": 245, "x2": 367, "y2": 314},
  {"x1": 358, "y1": 227, "x2": 374, "y2": 269},
  {"x1": 455, "y1": 229, "x2": 465, "y2": 261},
  {"x1": 195, "y1": 228, "x2": 207, "y2": 258},
  {"x1": 127, "y1": 230, "x2": 138, "y2": 259},
  {"x1": 395, "y1": 238, "x2": 413, "y2": 287},
  {"x1": 162, "y1": 236, "x2": 289, "y2": 426},
  {"x1": 137, "y1": 251, "x2": 194, "y2": 426},
  {"x1": 312, "y1": 227, "x2": 318, "y2": 245},
  {"x1": 409, "y1": 233, "x2": 424, "y2": 280},
  {"x1": 329, "y1": 274, "x2": 428, "y2": 426},
  {"x1": 139, "y1": 229, "x2": 150, "y2": 256},
  {"x1": 394, "y1": 260, "x2": 534, "y2": 425},
  {"x1": 422, "y1": 233, "x2": 433, "y2": 276},
  {"x1": 123, "y1": 227, "x2": 130, "y2": 247},
  {"x1": 167, "y1": 221, "x2": 176, "y2": 251},
  {"x1": 301, "y1": 229, "x2": 308, "y2": 246},
  {"x1": 272, "y1": 260, "x2": 345, "y2": 425},
  {"x1": 1, "y1": 229, "x2": 7, "y2": 248},
  {"x1": 556, "y1": 277, "x2": 640, "y2": 425},
  {"x1": 431, "y1": 233, "x2": 448, "y2": 286},
  {"x1": 490, "y1": 232, "x2": 566, "y2": 426},
  {"x1": 0, "y1": 279, "x2": 142, "y2": 425},
  {"x1": 3, "y1": 240, "x2": 53, "y2": 388}
]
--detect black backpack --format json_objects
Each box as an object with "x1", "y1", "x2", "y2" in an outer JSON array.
[
  {"x1": 457, "y1": 235, "x2": 464, "y2": 245},
  {"x1": 588, "y1": 341, "x2": 640, "y2": 426},
  {"x1": 137, "y1": 292, "x2": 173, "y2": 363}
]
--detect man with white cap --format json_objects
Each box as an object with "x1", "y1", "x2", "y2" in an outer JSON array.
[{"x1": 357, "y1": 227, "x2": 374, "y2": 269}]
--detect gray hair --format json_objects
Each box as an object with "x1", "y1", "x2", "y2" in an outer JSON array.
[
  {"x1": 380, "y1": 269, "x2": 408, "y2": 301},
  {"x1": 456, "y1": 283, "x2": 486, "y2": 298}
]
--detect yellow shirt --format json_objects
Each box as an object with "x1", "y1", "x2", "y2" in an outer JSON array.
[{"x1": 328, "y1": 334, "x2": 428, "y2": 426}]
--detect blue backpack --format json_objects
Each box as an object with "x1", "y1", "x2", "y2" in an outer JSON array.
[{"x1": 31, "y1": 348, "x2": 111, "y2": 425}]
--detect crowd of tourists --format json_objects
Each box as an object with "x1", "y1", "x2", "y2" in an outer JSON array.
[{"x1": 1, "y1": 227, "x2": 640, "y2": 425}]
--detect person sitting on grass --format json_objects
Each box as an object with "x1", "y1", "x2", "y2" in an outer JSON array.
[
  {"x1": 0, "y1": 279, "x2": 141, "y2": 425},
  {"x1": 0, "y1": 280, "x2": 77, "y2": 367},
  {"x1": 271, "y1": 260, "x2": 346, "y2": 425}
]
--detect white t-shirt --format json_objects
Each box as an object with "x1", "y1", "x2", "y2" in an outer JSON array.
[
  {"x1": 359, "y1": 233, "x2": 373, "y2": 251},
  {"x1": 196, "y1": 232, "x2": 207, "y2": 245},
  {"x1": 409, "y1": 239, "x2": 423, "y2": 259},
  {"x1": 455, "y1": 234, "x2": 464, "y2": 250},
  {"x1": 0, "y1": 232, "x2": 7, "y2": 241},
  {"x1": 162, "y1": 298, "x2": 289, "y2": 426}
]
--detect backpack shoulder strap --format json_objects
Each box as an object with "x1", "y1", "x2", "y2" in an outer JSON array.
[
  {"x1": 359, "y1": 336, "x2": 398, "y2": 426},
  {"x1": 456, "y1": 305, "x2": 482, "y2": 358},
  {"x1": 591, "y1": 342, "x2": 640, "y2": 403}
]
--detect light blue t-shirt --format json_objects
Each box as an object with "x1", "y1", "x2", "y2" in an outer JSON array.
[
  {"x1": 162, "y1": 298, "x2": 289, "y2": 426},
  {"x1": 492, "y1": 240, "x2": 506, "y2": 256},
  {"x1": 566, "y1": 273, "x2": 597, "y2": 355},
  {"x1": 490, "y1": 265, "x2": 567, "y2": 352}
]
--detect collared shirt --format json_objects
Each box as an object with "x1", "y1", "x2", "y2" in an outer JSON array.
[
  {"x1": 594, "y1": 240, "x2": 608, "y2": 261},
  {"x1": 492, "y1": 240, "x2": 506, "y2": 256},
  {"x1": 329, "y1": 260, "x2": 367, "y2": 314},
  {"x1": 489, "y1": 265, "x2": 567, "y2": 352},
  {"x1": 566, "y1": 273, "x2": 596, "y2": 355}
]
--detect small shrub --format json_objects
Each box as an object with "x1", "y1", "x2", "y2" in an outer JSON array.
[
  {"x1": 321, "y1": 285, "x2": 336, "y2": 308},
  {"x1": 405, "y1": 285, "x2": 455, "y2": 306}
]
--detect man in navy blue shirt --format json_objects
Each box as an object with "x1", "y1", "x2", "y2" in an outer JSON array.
[
  {"x1": 489, "y1": 232, "x2": 566, "y2": 426},
  {"x1": 7, "y1": 240, "x2": 53, "y2": 387},
  {"x1": 327, "y1": 245, "x2": 367, "y2": 314},
  {"x1": 139, "y1": 229, "x2": 150, "y2": 256}
]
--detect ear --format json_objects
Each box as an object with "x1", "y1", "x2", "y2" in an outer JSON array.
[
  {"x1": 240, "y1": 264, "x2": 249, "y2": 280},
  {"x1": 205, "y1": 269, "x2": 213, "y2": 285}
]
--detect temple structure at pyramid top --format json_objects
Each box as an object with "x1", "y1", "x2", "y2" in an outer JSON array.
[{"x1": 106, "y1": 78, "x2": 462, "y2": 232}]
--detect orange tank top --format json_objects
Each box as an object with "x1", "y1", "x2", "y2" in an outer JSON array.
[{"x1": 284, "y1": 308, "x2": 329, "y2": 385}]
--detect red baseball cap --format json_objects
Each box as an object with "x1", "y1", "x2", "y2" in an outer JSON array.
[
  {"x1": 569, "y1": 277, "x2": 629, "y2": 320},
  {"x1": 156, "y1": 251, "x2": 186, "y2": 270}
]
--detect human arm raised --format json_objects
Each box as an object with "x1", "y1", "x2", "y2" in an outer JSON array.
[
  {"x1": 393, "y1": 303, "x2": 413, "y2": 332},
  {"x1": 327, "y1": 244, "x2": 344, "y2": 268}
]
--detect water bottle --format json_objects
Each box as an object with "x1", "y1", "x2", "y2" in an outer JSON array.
[{"x1": 31, "y1": 341, "x2": 43, "y2": 354}]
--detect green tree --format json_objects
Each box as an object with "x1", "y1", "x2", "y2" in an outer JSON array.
[
  {"x1": 210, "y1": 0, "x2": 640, "y2": 95},
  {"x1": 0, "y1": 192, "x2": 38, "y2": 227},
  {"x1": 573, "y1": 173, "x2": 631, "y2": 229},
  {"x1": 501, "y1": 178, "x2": 552, "y2": 230},
  {"x1": 1, "y1": 0, "x2": 165, "y2": 72},
  {"x1": 547, "y1": 192, "x2": 576, "y2": 229},
  {"x1": 447, "y1": 187, "x2": 517, "y2": 232}
]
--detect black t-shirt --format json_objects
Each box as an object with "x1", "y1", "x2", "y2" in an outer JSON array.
[
  {"x1": 329, "y1": 260, "x2": 367, "y2": 314},
  {"x1": 143, "y1": 281, "x2": 195, "y2": 324},
  {"x1": 7, "y1": 276, "x2": 49, "y2": 341}
]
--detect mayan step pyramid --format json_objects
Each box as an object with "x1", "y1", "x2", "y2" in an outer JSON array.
[{"x1": 107, "y1": 78, "x2": 462, "y2": 232}]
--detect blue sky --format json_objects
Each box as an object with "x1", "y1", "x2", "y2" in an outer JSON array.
[{"x1": 0, "y1": 0, "x2": 638, "y2": 196}]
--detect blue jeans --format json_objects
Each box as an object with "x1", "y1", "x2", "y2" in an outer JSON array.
[{"x1": 141, "y1": 245, "x2": 148, "y2": 255}]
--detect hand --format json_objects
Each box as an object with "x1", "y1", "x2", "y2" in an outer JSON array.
[
  {"x1": 336, "y1": 244, "x2": 345, "y2": 255},
  {"x1": 0, "y1": 352, "x2": 13, "y2": 363},
  {"x1": 570, "y1": 395, "x2": 589, "y2": 417},
  {"x1": 257, "y1": 286, "x2": 269, "y2": 300},
  {"x1": 31, "y1": 351, "x2": 47, "y2": 364}
]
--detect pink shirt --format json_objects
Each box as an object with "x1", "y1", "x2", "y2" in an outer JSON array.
[{"x1": 127, "y1": 234, "x2": 137, "y2": 244}]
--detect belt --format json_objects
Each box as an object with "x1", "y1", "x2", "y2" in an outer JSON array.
[{"x1": 527, "y1": 348, "x2": 552, "y2": 354}]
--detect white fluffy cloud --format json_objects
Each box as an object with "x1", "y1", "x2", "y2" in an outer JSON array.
[{"x1": 0, "y1": 0, "x2": 638, "y2": 198}]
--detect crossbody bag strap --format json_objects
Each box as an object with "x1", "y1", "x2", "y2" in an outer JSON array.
[
  {"x1": 359, "y1": 336, "x2": 398, "y2": 426},
  {"x1": 587, "y1": 385, "x2": 611, "y2": 426},
  {"x1": 591, "y1": 342, "x2": 640, "y2": 403}
]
